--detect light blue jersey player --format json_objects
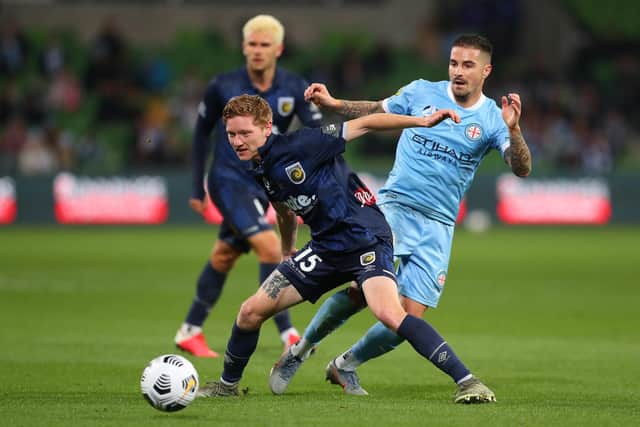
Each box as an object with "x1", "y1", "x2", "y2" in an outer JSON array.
[
  {"x1": 378, "y1": 78, "x2": 510, "y2": 308},
  {"x1": 270, "y1": 34, "x2": 531, "y2": 403}
]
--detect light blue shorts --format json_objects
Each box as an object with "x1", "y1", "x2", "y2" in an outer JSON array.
[{"x1": 380, "y1": 202, "x2": 454, "y2": 308}]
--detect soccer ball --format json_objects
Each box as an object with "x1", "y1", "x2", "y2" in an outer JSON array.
[{"x1": 140, "y1": 354, "x2": 199, "y2": 412}]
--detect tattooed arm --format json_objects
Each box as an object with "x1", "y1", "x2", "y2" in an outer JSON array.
[
  {"x1": 501, "y1": 93, "x2": 532, "y2": 177},
  {"x1": 505, "y1": 126, "x2": 531, "y2": 177},
  {"x1": 334, "y1": 100, "x2": 384, "y2": 119},
  {"x1": 304, "y1": 83, "x2": 384, "y2": 118},
  {"x1": 272, "y1": 202, "x2": 298, "y2": 259}
]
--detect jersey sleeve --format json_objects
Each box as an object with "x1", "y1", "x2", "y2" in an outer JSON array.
[
  {"x1": 197, "y1": 78, "x2": 224, "y2": 130},
  {"x1": 294, "y1": 78, "x2": 323, "y2": 127},
  {"x1": 381, "y1": 80, "x2": 420, "y2": 115},
  {"x1": 490, "y1": 111, "x2": 511, "y2": 159},
  {"x1": 191, "y1": 79, "x2": 223, "y2": 200},
  {"x1": 294, "y1": 124, "x2": 346, "y2": 167}
]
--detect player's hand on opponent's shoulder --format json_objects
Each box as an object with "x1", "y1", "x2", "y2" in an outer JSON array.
[
  {"x1": 501, "y1": 93, "x2": 522, "y2": 130},
  {"x1": 304, "y1": 83, "x2": 340, "y2": 109},
  {"x1": 418, "y1": 108, "x2": 461, "y2": 127},
  {"x1": 189, "y1": 197, "x2": 207, "y2": 215}
]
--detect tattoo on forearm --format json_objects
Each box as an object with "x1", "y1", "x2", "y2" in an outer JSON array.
[
  {"x1": 508, "y1": 130, "x2": 532, "y2": 177},
  {"x1": 260, "y1": 270, "x2": 291, "y2": 299},
  {"x1": 336, "y1": 100, "x2": 384, "y2": 119}
]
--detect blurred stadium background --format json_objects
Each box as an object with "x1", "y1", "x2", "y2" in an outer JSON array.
[{"x1": 1, "y1": 0, "x2": 639, "y2": 225}]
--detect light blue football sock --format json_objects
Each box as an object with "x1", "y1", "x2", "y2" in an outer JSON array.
[
  {"x1": 350, "y1": 321, "x2": 405, "y2": 365},
  {"x1": 303, "y1": 288, "x2": 363, "y2": 344}
]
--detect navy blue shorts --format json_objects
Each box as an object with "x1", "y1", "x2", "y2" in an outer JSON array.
[
  {"x1": 278, "y1": 239, "x2": 397, "y2": 303},
  {"x1": 207, "y1": 176, "x2": 272, "y2": 253}
]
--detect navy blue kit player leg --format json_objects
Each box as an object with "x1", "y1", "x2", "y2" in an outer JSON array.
[
  {"x1": 195, "y1": 93, "x2": 495, "y2": 402},
  {"x1": 174, "y1": 14, "x2": 325, "y2": 357},
  {"x1": 268, "y1": 34, "x2": 531, "y2": 403}
]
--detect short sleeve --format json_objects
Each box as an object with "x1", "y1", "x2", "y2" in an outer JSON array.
[
  {"x1": 381, "y1": 80, "x2": 420, "y2": 115},
  {"x1": 197, "y1": 78, "x2": 224, "y2": 129},
  {"x1": 490, "y1": 110, "x2": 511, "y2": 159},
  {"x1": 292, "y1": 124, "x2": 346, "y2": 167}
]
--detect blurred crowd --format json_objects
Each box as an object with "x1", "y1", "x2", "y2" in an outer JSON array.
[{"x1": 1, "y1": 9, "x2": 639, "y2": 177}]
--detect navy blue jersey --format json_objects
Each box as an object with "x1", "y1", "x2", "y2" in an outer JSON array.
[
  {"x1": 251, "y1": 124, "x2": 392, "y2": 253},
  {"x1": 192, "y1": 67, "x2": 322, "y2": 199}
]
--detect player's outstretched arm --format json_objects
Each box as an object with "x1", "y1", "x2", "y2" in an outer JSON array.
[
  {"x1": 304, "y1": 83, "x2": 384, "y2": 119},
  {"x1": 343, "y1": 110, "x2": 461, "y2": 142},
  {"x1": 272, "y1": 202, "x2": 298, "y2": 260},
  {"x1": 501, "y1": 93, "x2": 532, "y2": 177}
]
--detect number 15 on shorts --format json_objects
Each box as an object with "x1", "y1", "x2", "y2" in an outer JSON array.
[{"x1": 293, "y1": 247, "x2": 323, "y2": 272}]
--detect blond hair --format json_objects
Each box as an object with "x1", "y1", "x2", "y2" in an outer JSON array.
[
  {"x1": 242, "y1": 14, "x2": 285, "y2": 45},
  {"x1": 223, "y1": 94, "x2": 273, "y2": 127}
]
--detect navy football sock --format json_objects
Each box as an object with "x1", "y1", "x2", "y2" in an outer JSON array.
[
  {"x1": 185, "y1": 262, "x2": 226, "y2": 326},
  {"x1": 260, "y1": 263, "x2": 293, "y2": 333},
  {"x1": 221, "y1": 323, "x2": 260, "y2": 384},
  {"x1": 397, "y1": 314, "x2": 470, "y2": 383}
]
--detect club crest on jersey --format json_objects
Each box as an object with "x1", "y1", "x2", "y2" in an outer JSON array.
[
  {"x1": 285, "y1": 162, "x2": 306, "y2": 184},
  {"x1": 437, "y1": 271, "x2": 447, "y2": 287},
  {"x1": 278, "y1": 97, "x2": 295, "y2": 117},
  {"x1": 465, "y1": 123, "x2": 483, "y2": 142},
  {"x1": 360, "y1": 251, "x2": 376, "y2": 266}
]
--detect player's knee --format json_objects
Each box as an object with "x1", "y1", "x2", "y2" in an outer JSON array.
[
  {"x1": 371, "y1": 307, "x2": 405, "y2": 332},
  {"x1": 237, "y1": 299, "x2": 268, "y2": 330},
  {"x1": 211, "y1": 250, "x2": 239, "y2": 272}
]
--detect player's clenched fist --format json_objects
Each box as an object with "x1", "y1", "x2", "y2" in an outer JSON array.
[{"x1": 304, "y1": 83, "x2": 340, "y2": 109}]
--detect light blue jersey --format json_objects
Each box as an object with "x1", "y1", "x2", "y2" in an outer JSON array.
[{"x1": 381, "y1": 80, "x2": 510, "y2": 225}]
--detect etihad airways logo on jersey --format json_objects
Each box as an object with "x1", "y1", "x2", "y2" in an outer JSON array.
[
  {"x1": 411, "y1": 135, "x2": 474, "y2": 165},
  {"x1": 283, "y1": 194, "x2": 317, "y2": 215}
]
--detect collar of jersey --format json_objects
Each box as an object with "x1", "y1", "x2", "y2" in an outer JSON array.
[
  {"x1": 242, "y1": 67, "x2": 281, "y2": 94},
  {"x1": 257, "y1": 133, "x2": 277, "y2": 161},
  {"x1": 446, "y1": 82, "x2": 486, "y2": 111}
]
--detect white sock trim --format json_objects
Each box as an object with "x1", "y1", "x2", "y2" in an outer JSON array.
[
  {"x1": 219, "y1": 377, "x2": 238, "y2": 386},
  {"x1": 180, "y1": 323, "x2": 202, "y2": 336},
  {"x1": 456, "y1": 374, "x2": 473, "y2": 385},
  {"x1": 291, "y1": 337, "x2": 314, "y2": 358},
  {"x1": 335, "y1": 349, "x2": 360, "y2": 371}
]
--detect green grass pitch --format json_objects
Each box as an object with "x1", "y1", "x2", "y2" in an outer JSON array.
[{"x1": 1, "y1": 226, "x2": 638, "y2": 426}]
